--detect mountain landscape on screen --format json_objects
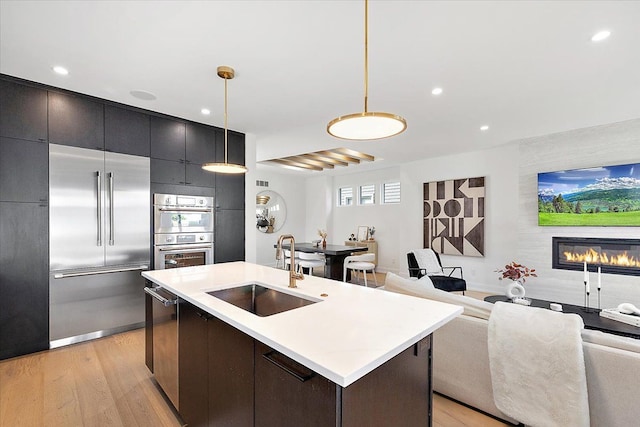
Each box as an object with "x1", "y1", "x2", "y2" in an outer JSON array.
[{"x1": 538, "y1": 163, "x2": 640, "y2": 226}]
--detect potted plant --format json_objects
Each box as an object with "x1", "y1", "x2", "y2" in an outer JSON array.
[{"x1": 495, "y1": 262, "x2": 537, "y2": 300}]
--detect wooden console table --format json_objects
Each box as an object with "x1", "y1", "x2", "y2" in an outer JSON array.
[{"x1": 484, "y1": 295, "x2": 640, "y2": 340}]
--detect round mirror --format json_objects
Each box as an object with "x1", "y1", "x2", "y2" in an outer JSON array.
[{"x1": 256, "y1": 190, "x2": 286, "y2": 233}]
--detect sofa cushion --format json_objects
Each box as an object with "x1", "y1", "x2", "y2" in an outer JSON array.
[
  {"x1": 384, "y1": 272, "x2": 493, "y2": 320},
  {"x1": 581, "y1": 329, "x2": 640, "y2": 354}
]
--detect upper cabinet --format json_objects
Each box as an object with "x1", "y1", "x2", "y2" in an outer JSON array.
[
  {"x1": 0, "y1": 79, "x2": 47, "y2": 142},
  {"x1": 48, "y1": 91, "x2": 104, "y2": 150},
  {"x1": 105, "y1": 105, "x2": 150, "y2": 156},
  {"x1": 150, "y1": 116, "x2": 186, "y2": 161},
  {"x1": 216, "y1": 130, "x2": 245, "y2": 165},
  {"x1": 186, "y1": 123, "x2": 217, "y2": 165}
]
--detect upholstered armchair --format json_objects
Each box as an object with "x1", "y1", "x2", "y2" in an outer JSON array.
[{"x1": 407, "y1": 249, "x2": 466, "y2": 293}]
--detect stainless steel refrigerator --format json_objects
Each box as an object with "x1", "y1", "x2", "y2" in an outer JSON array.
[{"x1": 49, "y1": 144, "x2": 150, "y2": 347}]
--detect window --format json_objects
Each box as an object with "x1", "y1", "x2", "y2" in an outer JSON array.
[
  {"x1": 359, "y1": 184, "x2": 375, "y2": 205},
  {"x1": 338, "y1": 187, "x2": 353, "y2": 206},
  {"x1": 382, "y1": 182, "x2": 401, "y2": 204}
]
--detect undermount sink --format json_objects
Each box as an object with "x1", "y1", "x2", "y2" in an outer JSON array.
[{"x1": 207, "y1": 283, "x2": 317, "y2": 317}]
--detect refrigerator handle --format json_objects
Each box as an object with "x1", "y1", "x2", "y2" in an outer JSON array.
[
  {"x1": 108, "y1": 172, "x2": 114, "y2": 245},
  {"x1": 96, "y1": 171, "x2": 102, "y2": 246}
]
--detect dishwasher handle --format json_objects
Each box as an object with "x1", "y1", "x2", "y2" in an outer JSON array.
[{"x1": 144, "y1": 287, "x2": 178, "y2": 307}]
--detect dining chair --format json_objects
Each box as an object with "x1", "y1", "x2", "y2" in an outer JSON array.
[
  {"x1": 343, "y1": 253, "x2": 378, "y2": 287},
  {"x1": 283, "y1": 249, "x2": 300, "y2": 271},
  {"x1": 297, "y1": 252, "x2": 326, "y2": 277}
]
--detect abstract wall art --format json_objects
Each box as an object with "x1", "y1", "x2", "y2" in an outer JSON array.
[{"x1": 423, "y1": 177, "x2": 485, "y2": 257}]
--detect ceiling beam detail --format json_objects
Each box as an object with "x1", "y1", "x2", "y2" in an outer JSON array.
[{"x1": 261, "y1": 148, "x2": 375, "y2": 172}]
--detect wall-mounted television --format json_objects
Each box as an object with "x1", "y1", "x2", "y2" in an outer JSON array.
[{"x1": 538, "y1": 162, "x2": 640, "y2": 226}]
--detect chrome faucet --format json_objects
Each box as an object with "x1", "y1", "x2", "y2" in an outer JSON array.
[{"x1": 277, "y1": 234, "x2": 304, "y2": 288}]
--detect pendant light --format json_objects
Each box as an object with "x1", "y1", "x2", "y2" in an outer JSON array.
[
  {"x1": 327, "y1": 0, "x2": 406, "y2": 140},
  {"x1": 202, "y1": 66, "x2": 248, "y2": 174}
]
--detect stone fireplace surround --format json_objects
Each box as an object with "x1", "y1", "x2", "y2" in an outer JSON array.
[{"x1": 552, "y1": 237, "x2": 640, "y2": 277}]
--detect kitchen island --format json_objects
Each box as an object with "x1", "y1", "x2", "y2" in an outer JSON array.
[{"x1": 143, "y1": 262, "x2": 462, "y2": 427}]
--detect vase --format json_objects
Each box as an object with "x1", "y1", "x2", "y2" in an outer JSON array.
[
  {"x1": 322, "y1": 238, "x2": 327, "y2": 248},
  {"x1": 505, "y1": 281, "x2": 526, "y2": 299}
]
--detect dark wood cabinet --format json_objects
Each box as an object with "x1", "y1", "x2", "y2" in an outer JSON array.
[
  {"x1": 48, "y1": 91, "x2": 104, "y2": 150},
  {"x1": 105, "y1": 105, "x2": 150, "y2": 156},
  {"x1": 0, "y1": 137, "x2": 48, "y2": 202},
  {"x1": 150, "y1": 158, "x2": 186, "y2": 185},
  {"x1": 186, "y1": 123, "x2": 217, "y2": 165},
  {"x1": 0, "y1": 79, "x2": 48, "y2": 142},
  {"x1": 208, "y1": 316, "x2": 254, "y2": 427},
  {"x1": 177, "y1": 301, "x2": 254, "y2": 427},
  {"x1": 0, "y1": 202, "x2": 49, "y2": 360},
  {"x1": 179, "y1": 301, "x2": 210, "y2": 427},
  {"x1": 187, "y1": 163, "x2": 216, "y2": 187},
  {"x1": 254, "y1": 341, "x2": 337, "y2": 427},
  {"x1": 215, "y1": 174, "x2": 245, "y2": 210},
  {"x1": 216, "y1": 130, "x2": 245, "y2": 164},
  {"x1": 255, "y1": 337, "x2": 432, "y2": 427},
  {"x1": 215, "y1": 209, "x2": 245, "y2": 263},
  {"x1": 159, "y1": 298, "x2": 433, "y2": 427},
  {"x1": 150, "y1": 116, "x2": 186, "y2": 161}
]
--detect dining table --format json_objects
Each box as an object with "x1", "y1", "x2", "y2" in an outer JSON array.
[{"x1": 276, "y1": 242, "x2": 368, "y2": 281}]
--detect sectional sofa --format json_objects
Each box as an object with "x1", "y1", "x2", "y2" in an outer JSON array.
[{"x1": 383, "y1": 272, "x2": 640, "y2": 427}]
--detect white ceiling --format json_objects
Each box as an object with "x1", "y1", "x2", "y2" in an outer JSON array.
[{"x1": 1, "y1": 1, "x2": 639, "y2": 175}]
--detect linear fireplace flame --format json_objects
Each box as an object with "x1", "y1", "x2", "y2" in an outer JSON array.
[
  {"x1": 552, "y1": 237, "x2": 640, "y2": 277},
  {"x1": 563, "y1": 249, "x2": 640, "y2": 268}
]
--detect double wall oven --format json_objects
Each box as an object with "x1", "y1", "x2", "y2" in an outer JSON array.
[{"x1": 153, "y1": 194, "x2": 214, "y2": 270}]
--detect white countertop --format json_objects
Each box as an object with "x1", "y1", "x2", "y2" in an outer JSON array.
[{"x1": 143, "y1": 262, "x2": 462, "y2": 387}]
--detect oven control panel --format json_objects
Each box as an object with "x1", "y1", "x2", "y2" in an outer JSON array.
[
  {"x1": 155, "y1": 232, "x2": 213, "y2": 245},
  {"x1": 154, "y1": 193, "x2": 213, "y2": 208}
]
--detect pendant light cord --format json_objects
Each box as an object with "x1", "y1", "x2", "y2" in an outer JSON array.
[
  {"x1": 364, "y1": 0, "x2": 369, "y2": 113},
  {"x1": 224, "y1": 75, "x2": 228, "y2": 164}
]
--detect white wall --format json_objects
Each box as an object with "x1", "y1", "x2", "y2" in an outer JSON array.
[
  {"x1": 517, "y1": 119, "x2": 640, "y2": 308},
  {"x1": 251, "y1": 168, "x2": 307, "y2": 267}
]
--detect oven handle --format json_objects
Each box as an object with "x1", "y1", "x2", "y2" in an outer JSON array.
[
  {"x1": 157, "y1": 244, "x2": 213, "y2": 252},
  {"x1": 156, "y1": 207, "x2": 213, "y2": 213}
]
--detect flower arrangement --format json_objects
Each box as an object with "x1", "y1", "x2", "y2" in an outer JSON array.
[
  {"x1": 317, "y1": 229, "x2": 327, "y2": 239},
  {"x1": 368, "y1": 226, "x2": 376, "y2": 239},
  {"x1": 496, "y1": 262, "x2": 537, "y2": 284}
]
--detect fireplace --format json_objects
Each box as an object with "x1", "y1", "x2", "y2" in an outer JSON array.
[{"x1": 552, "y1": 237, "x2": 640, "y2": 277}]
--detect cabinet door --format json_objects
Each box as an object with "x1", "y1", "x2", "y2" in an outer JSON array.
[
  {"x1": 186, "y1": 163, "x2": 215, "y2": 188},
  {"x1": 105, "y1": 105, "x2": 150, "y2": 156},
  {"x1": 150, "y1": 158, "x2": 186, "y2": 185},
  {"x1": 0, "y1": 79, "x2": 48, "y2": 142},
  {"x1": 48, "y1": 91, "x2": 104, "y2": 150},
  {"x1": 215, "y1": 209, "x2": 245, "y2": 263},
  {"x1": 179, "y1": 301, "x2": 210, "y2": 427},
  {"x1": 186, "y1": 123, "x2": 216, "y2": 165},
  {"x1": 215, "y1": 174, "x2": 245, "y2": 209},
  {"x1": 0, "y1": 137, "x2": 48, "y2": 202},
  {"x1": 215, "y1": 130, "x2": 245, "y2": 164},
  {"x1": 208, "y1": 316, "x2": 254, "y2": 427},
  {"x1": 0, "y1": 202, "x2": 49, "y2": 360},
  {"x1": 150, "y1": 116, "x2": 185, "y2": 161},
  {"x1": 254, "y1": 341, "x2": 337, "y2": 427}
]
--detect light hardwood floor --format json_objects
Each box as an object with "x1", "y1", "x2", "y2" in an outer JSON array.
[{"x1": 1, "y1": 328, "x2": 508, "y2": 427}]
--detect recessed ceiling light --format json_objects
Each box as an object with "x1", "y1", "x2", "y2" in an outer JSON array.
[
  {"x1": 591, "y1": 30, "x2": 611, "y2": 42},
  {"x1": 129, "y1": 90, "x2": 157, "y2": 101},
  {"x1": 52, "y1": 66, "x2": 69, "y2": 75},
  {"x1": 201, "y1": 108, "x2": 211, "y2": 115},
  {"x1": 431, "y1": 87, "x2": 443, "y2": 96},
  {"x1": 480, "y1": 125, "x2": 489, "y2": 131}
]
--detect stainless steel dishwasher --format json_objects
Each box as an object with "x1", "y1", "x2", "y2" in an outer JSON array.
[{"x1": 144, "y1": 285, "x2": 179, "y2": 409}]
